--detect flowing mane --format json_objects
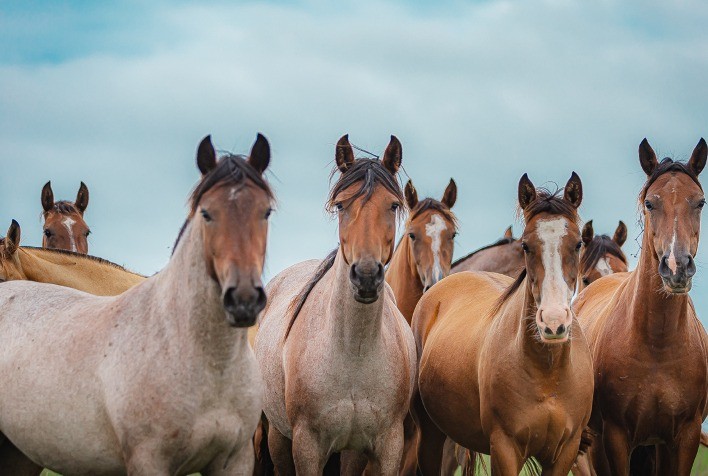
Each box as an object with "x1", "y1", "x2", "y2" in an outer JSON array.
[{"x1": 17, "y1": 246, "x2": 144, "y2": 277}]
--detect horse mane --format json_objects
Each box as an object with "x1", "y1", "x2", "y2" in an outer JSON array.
[
  {"x1": 451, "y1": 235, "x2": 515, "y2": 268},
  {"x1": 44, "y1": 201, "x2": 80, "y2": 216},
  {"x1": 172, "y1": 154, "x2": 274, "y2": 253},
  {"x1": 284, "y1": 157, "x2": 404, "y2": 340},
  {"x1": 20, "y1": 246, "x2": 144, "y2": 277},
  {"x1": 640, "y1": 157, "x2": 702, "y2": 201},
  {"x1": 409, "y1": 198, "x2": 457, "y2": 226},
  {"x1": 580, "y1": 234, "x2": 627, "y2": 276}
]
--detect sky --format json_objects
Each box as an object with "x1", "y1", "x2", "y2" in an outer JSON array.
[{"x1": 2, "y1": 0, "x2": 708, "y2": 330}]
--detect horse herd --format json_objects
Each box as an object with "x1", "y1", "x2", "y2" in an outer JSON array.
[{"x1": 0, "y1": 133, "x2": 705, "y2": 476}]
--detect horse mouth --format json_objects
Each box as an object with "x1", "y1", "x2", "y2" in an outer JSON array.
[
  {"x1": 662, "y1": 278, "x2": 692, "y2": 294},
  {"x1": 354, "y1": 291, "x2": 380, "y2": 304},
  {"x1": 225, "y1": 310, "x2": 258, "y2": 327}
]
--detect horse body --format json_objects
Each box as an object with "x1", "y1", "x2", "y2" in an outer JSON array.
[{"x1": 451, "y1": 227, "x2": 524, "y2": 278}]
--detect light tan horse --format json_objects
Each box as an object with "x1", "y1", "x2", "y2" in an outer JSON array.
[
  {"x1": 255, "y1": 135, "x2": 416, "y2": 476},
  {"x1": 0, "y1": 133, "x2": 273, "y2": 475},
  {"x1": 412, "y1": 173, "x2": 593, "y2": 475},
  {"x1": 451, "y1": 225, "x2": 524, "y2": 277},
  {"x1": 575, "y1": 139, "x2": 708, "y2": 475},
  {"x1": 41, "y1": 181, "x2": 91, "y2": 253},
  {"x1": 577, "y1": 220, "x2": 628, "y2": 292},
  {"x1": 0, "y1": 220, "x2": 144, "y2": 295}
]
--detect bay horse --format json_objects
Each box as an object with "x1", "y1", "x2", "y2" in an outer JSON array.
[
  {"x1": 451, "y1": 225, "x2": 524, "y2": 277},
  {"x1": 575, "y1": 138, "x2": 708, "y2": 475},
  {"x1": 0, "y1": 220, "x2": 144, "y2": 295},
  {"x1": 41, "y1": 181, "x2": 91, "y2": 253},
  {"x1": 0, "y1": 133, "x2": 273, "y2": 475},
  {"x1": 577, "y1": 220, "x2": 628, "y2": 292},
  {"x1": 255, "y1": 135, "x2": 417, "y2": 476},
  {"x1": 411, "y1": 173, "x2": 593, "y2": 475}
]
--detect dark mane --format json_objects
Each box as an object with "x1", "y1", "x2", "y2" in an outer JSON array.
[
  {"x1": 172, "y1": 154, "x2": 274, "y2": 252},
  {"x1": 409, "y1": 198, "x2": 457, "y2": 226},
  {"x1": 640, "y1": 157, "x2": 702, "y2": 200},
  {"x1": 20, "y1": 246, "x2": 144, "y2": 277},
  {"x1": 580, "y1": 235, "x2": 627, "y2": 276},
  {"x1": 285, "y1": 158, "x2": 404, "y2": 340},
  {"x1": 451, "y1": 235, "x2": 515, "y2": 268},
  {"x1": 45, "y1": 201, "x2": 80, "y2": 216}
]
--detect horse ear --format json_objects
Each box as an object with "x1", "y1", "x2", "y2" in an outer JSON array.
[
  {"x1": 614, "y1": 220, "x2": 628, "y2": 247},
  {"x1": 442, "y1": 179, "x2": 457, "y2": 208},
  {"x1": 503, "y1": 226, "x2": 513, "y2": 239},
  {"x1": 5, "y1": 220, "x2": 20, "y2": 255},
  {"x1": 582, "y1": 220, "x2": 594, "y2": 246},
  {"x1": 382, "y1": 135, "x2": 402, "y2": 174},
  {"x1": 335, "y1": 134, "x2": 355, "y2": 173},
  {"x1": 41, "y1": 181, "x2": 54, "y2": 212},
  {"x1": 688, "y1": 138, "x2": 707, "y2": 176},
  {"x1": 564, "y1": 172, "x2": 583, "y2": 209},
  {"x1": 75, "y1": 182, "x2": 89, "y2": 214},
  {"x1": 404, "y1": 180, "x2": 418, "y2": 209},
  {"x1": 248, "y1": 133, "x2": 271, "y2": 175},
  {"x1": 197, "y1": 135, "x2": 217, "y2": 176},
  {"x1": 518, "y1": 174, "x2": 536, "y2": 210},
  {"x1": 639, "y1": 138, "x2": 658, "y2": 176}
]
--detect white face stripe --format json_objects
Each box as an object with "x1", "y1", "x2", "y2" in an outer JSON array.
[
  {"x1": 537, "y1": 217, "x2": 572, "y2": 306},
  {"x1": 595, "y1": 256, "x2": 612, "y2": 277},
  {"x1": 62, "y1": 216, "x2": 77, "y2": 252},
  {"x1": 425, "y1": 214, "x2": 447, "y2": 282},
  {"x1": 667, "y1": 216, "x2": 678, "y2": 274}
]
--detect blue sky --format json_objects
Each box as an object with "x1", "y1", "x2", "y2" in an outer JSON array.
[{"x1": 2, "y1": 0, "x2": 708, "y2": 332}]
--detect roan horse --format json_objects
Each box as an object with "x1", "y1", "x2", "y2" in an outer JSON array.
[
  {"x1": 41, "y1": 181, "x2": 91, "y2": 253},
  {"x1": 577, "y1": 220, "x2": 628, "y2": 292},
  {"x1": 451, "y1": 225, "x2": 524, "y2": 277},
  {"x1": 255, "y1": 135, "x2": 417, "y2": 475},
  {"x1": 411, "y1": 173, "x2": 593, "y2": 475},
  {"x1": 575, "y1": 139, "x2": 708, "y2": 475},
  {"x1": 0, "y1": 133, "x2": 273, "y2": 475}
]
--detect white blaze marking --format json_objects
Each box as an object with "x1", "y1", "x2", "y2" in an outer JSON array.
[
  {"x1": 667, "y1": 216, "x2": 678, "y2": 274},
  {"x1": 537, "y1": 218, "x2": 571, "y2": 305},
  {"x1": 596, "y1": 257, "x2": 612, "y2": 277},
  {"x1": 425, "y1": 214, "x2": 447, "y2": 282},
  {"x1": 229, "y1": 187, "x2": 239, "y2": 201},
  {"x1": 62, "y1": 217, "x2": 77, "y2": 252}
]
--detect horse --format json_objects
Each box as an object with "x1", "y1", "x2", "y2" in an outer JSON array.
[
  {"x1": 450, "y1": 225, "x2": 524, "y2": 277},
  {"x1": 0, "y1": 133, "x2": 273, "y2": 475},
  {"x1": 0, "y1": 220, "x2": 144, "y2": 295},
  {"x1": 577, "y1": 220, "x2": 628, "y2": 292},
  {"x1": 41, "y1": 181, "x2": 91, "y2": 253},
  {"x1": 411, "y1": 172, "x2": 593, "y2": 475},
  {"x1": 255, "y1": 135, "x2": 417, "y2": 476},
  {"x1": 575, "y1": 138, "x2": 708, "y2": 475}
]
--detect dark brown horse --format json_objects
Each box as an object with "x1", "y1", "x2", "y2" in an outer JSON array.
[{"x1": 41, "y1": 181, "x2": 90, "y2": 254}]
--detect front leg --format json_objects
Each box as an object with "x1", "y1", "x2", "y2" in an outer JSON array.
[
  {"x1": 203, "y1": 439, "x2": 254, "y2": 476},
  {"x1": 489, "y1": 431, "x2": 522, "y2": 476},
  {"x1": 368, "y1": 423, "x2": 404, "y2": 476},
  {"x1": 124, "y1": 441, "x2": 170, "y2": 476},
  {"x1": 291, "y1": 424, "x2": 330, "y2": 476},
  {"x1": 541, "y1": 434, "x2": 582, "y2": 476},
  {"x1": 656, "y1": 420, "x2": 701, "y2": 476},
  {"x1": 601, "y1": 421, "x2": 630, "y2": 476}
]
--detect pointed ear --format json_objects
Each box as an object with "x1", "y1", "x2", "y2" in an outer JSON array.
[
  {"x1": 248, "y1": 133, "x2": 271, "y2": 175},
  {"x1": 518, "y1": 173, "x2": 536, "y2": 210},
  {"x1": 503, "y1": 226, "x2": 513, "y2": 240},
  {"x1": 41, "y1": 181, "x2": 54, "y2": 212},
  {"x1": 688, "y1": 138, "x2": 707, "y2": 176},
  {"x1": 335, "y1": 134, "x2": 355, "y2": 173},
  {"x1": 75, "y1": 182, "x2": 89, "y2": 214},
  {"x1": 382, "y1": 135, "x2": 402, "y2": 174},
  {"x1": 564, "y1": 172, "x2": 583, "y2": 209},
  {"x1": 582, "y1": 220, "x2": 594, "y2": 246},
  {"x1": 197, "y1": 135, "x2": 217, "y2": 176},
  {"x1": 404, "y1": 180, "x2": 418, "y2": 209},
  {"x1": 639, "y1": 138, "x2": 658, "y2": 176},
  {"x1": 614, "y1": 220, "x2": 628, "y2": 247},
  {"x1": 441, "y1": 178, "x2": 457, "y2": 208},
  {"x1": 5, "y1": 220, "x2": 20, "y2": 255}
]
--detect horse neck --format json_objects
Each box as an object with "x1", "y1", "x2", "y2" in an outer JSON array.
[
  {"x1": 326, "y1": 249, "x2": 386, "y2": 355},
  {"x1": 627, "y1": 225, "x2": 692, "y2": 344},
  {"x1": 385, "y1": 236, "x2": 422, "y2": 323},
  {"x1": 18, "y1": 249, "x2": 95, "y2": 292},
  {"x1": 152, "y1": 219, "x2": 246, "y2": 363}
]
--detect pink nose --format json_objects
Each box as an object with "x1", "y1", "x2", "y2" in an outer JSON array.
[{"x1": 536, "y1": 305, "x2": 571, "y2": 341}]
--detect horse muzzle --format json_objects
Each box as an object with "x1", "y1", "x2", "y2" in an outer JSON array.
[
  {"x1": 536, "y1": 306, "x2": 571, "y2": 344},
  {"x1": 222, "y1": 284, "x2": 266, "y2": 327},
  {"x1": 658, "y1": 252, "x2": 695, "y2": 293},
  {"x1": 349, "y1": 261, "x2": 385, "y2": 304}
]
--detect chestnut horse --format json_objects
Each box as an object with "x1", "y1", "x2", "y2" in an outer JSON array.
[
  {"x1": 255, "y1": 135, "x2": 416, "y2": 476},
  {"x1": 0, "y1": 134, "x2": 273, "y2": 475},
  {"x1": 0, "y1": 220, "x2": 144, "y2": 295},
  {"x1": 575, "y1": 139, "x2": 708, "y2": 475},
  {"x1": 451, "y1": 225, "x2": 524, "y2": 277},
  {"x1": 577, "y1": 220, "x2": 628, "y2": 292},
  {"x1": 41, "y1": 181, "x2": 90, "y2": 253},
  {"x1": 412, "y1": 173, "x2": 593, "y2": 475}
]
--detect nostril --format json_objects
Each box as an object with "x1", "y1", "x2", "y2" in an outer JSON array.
[
  {"x1": 255, "y1": 286, "x2": 267, "y2": 309},
  {"x1": 223, "y1": 287, "x2": 236, "y2": 309},
  {"x1": 556, "y1": 324, "x2": 566, "y2": 335},
  {"x1": 349, "y1": 264, "x2": 359, "y2": 284},
  {"x1": 658, "y1": 256, "x2": 671, "y2": 278},
  {"x1": 686, "y1": 255, "x2": 697, "y2": 278},
  {"x1": 544, "y1": 327, "x2": 553, "y2": 335}
]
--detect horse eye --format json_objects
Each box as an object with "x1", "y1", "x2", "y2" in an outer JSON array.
[
  {"x1": 85, "y1": 230, "x2": 91, "y2": 237},
  {"x1": 452, "y1": 232, "x2": 458, "y2": 239},
  {"x1": 521, "y1": 242, "x2": 529, "y2": 252},
  {"x1": 644, "y1": 200, "x2": 654, "y2": 211},
  {"x1": 583, "y1": 277, "x2": 590, "y2": 286},
  {"x1": 391, "y1": 202, "x2": 400, "y2": 212},
  {"x1": 335, "y1": 202, "x2": 344, "y2": 212},
  {"x1": 408, "y1": 233, "x2": 416, "y2": 241},
  {"x1": 698, "y1": 199, "x2": 706, "y2": 209},
  {"x1": 576, "y1": 241, "x2": 582, "y2": 251},
  {"x1": 200, "y1": 209, "x2": 212, "y2": 222},
  {"x1": 264, "y1": 208, "x2": 273, "y2": 219},
  {"x1": 43, "y1": 229, "x2": 52, "y2": 237}
]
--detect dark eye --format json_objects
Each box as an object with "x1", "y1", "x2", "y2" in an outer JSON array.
[
  {"x1": 644, "y1": 200, "x2": 654, "y2": 211},
  {"x1": 265, "y1": 208, "x2": 273, "y2": 219},
  {"x1": 200, "y1": 209, "x2": 212, "y2": 222},
  {"x1": 408, "y1": 233, "x2": 416, "y2": 241},
  {"x1": 583, "y1": 277, "x2": 590, "y2": 286},
  {"x1": 576, "y1": 241, "x2": 582, "y2": 251},
  {"x1": 85, "y1": 230, "x2": 91, "y2": 237},
  {"x1": 452, "y1": 232, "x2": 458, "y2": 239},
  {"x1": 335, "y1": 202, "x2": 344, "y2": 212},
  {"x1": 391, "y1": 202, "x2": 400, "y2": 212},
  {"x1": 698, "y1": 199, "x2": 706, "y2": 209},
  {"x1": 43, "y1": 229, "x2": 51, "y2": 237},
  {"x1": 521, "y1": 242, "x2": 529, "y2": 252}
]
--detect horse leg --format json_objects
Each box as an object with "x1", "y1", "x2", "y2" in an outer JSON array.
[
  {"x1": 399, "y1": 413, "x2": 419, "y2": 476},
  {"x1": 340, "y1": 450, "x2": 368, "y2": 476},
  {"x1": 439, "y1": 438, "x2": 460, "y2": 476},
  {"x1": 253, "y1": 414, "x2": 274, "y2": 476},
  {"x1": 0, "y1": 439, "x2": 43, "y2": 476},
  {"x1": 656, "y1": 421, "x2": 701, "y2": 476},
  {"x1": 368, "y1": 424, "x2": 405, "y2": 476},
  {"x1": 124, "y1": 442, "x2": 170, "y2": 476},
  {"x1": 488, "y1": 432, "x2": 522, "y2": 476},
  {"x1": 267, "y1": 426, "x2": 295, "y2": 476},
  {"x1": 541, "y1": 435, "x2": 583, "y2": 476},
  {"x1": 291, "y1": 424, "x2": 329, "y2": 476},
  {"x1": 412, "y1": 390, "x2": 446, "y2": 476},
  {"x1": 204, "y1": 439, "x2": 255, "y2": 476},
  {"x1": 600, "y1": 421, "x2": 630, "y2": 476}
]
